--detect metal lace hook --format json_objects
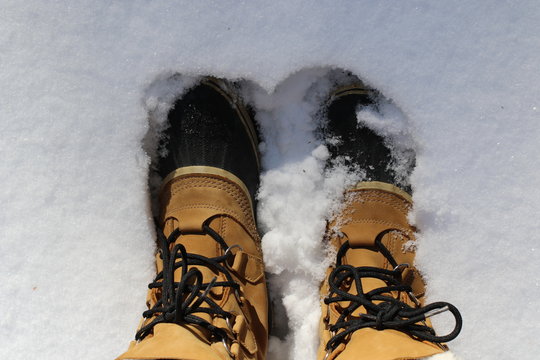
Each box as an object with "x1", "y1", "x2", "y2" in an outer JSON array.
[
  {"x1": 233, "y1": 288, "x2": 244, "y2": 306},
  {"x1": 224, "y1": 244, "x2": 243, "y2": 257},
  {"x1": 221, "y1": 337, "x2": 235, "y2": 359},
  {"x1": 226, "y1": 314, "x2": 235, "y2": 332},
  {"x1": 324, "y1": 349, "x2": 332, "y2": 360},
  {"x1": 393, "y1": 263, "x2": 410, "y2": 272}
]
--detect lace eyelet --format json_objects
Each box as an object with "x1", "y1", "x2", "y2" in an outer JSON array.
[
  {"x1": 224, "y1": 244, "x2": 243, "y2": 257},
  {"x1": 225, "y1": 244, "x2": 244, "y2": 268},
  {"x1": 393, "y1": 263, "x2": 410, "y2": 272},
  {"x1": 221, "y1": 337, "x2": 235, "y2": 359},
  {"x1": 234, "y1": 288, "x2": 244, "y2": 306},
  {"x1": 226, "y1": 315, "x2": 235, "y2": 333},
  {"x1": 324, "y1": 348, "x2": 332, "y2": 360}
]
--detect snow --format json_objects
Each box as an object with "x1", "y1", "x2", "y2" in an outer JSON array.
[{"x1": 1, "y1": 1, "x2": 540, "y2": 359}]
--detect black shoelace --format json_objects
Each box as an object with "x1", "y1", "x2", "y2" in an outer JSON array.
[
  {"x1": 135, "y1": 223, "x2": 240, "y2": 342},
  {"x1": 324, "y1": 229, "x2": 462, "y2": 352}
]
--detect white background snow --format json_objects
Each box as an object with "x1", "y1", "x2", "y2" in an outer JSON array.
[{"x1": 1, "y1": 1, "x2": 540, "y2": 359}]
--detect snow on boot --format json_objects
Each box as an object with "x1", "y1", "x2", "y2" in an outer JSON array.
[
  {"x1": 317, "y1": 79, "x2": 462, "y2": 360},
  {"x1": 117, "y1": 78, "x2": 268, "y2": 360}
]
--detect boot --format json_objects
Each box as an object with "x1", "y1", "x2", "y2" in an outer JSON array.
[
  {"x1": 117, "y1": 78, "x2": 268, "y2": 360},
  {"x1": 317, "y1": 78, "x2": 462, "y2": 360}
]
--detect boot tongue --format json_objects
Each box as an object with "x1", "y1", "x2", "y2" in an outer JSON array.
[
  {"x1": 338, "y1": 223, "x2": 399, "y2": 308},
  {"x1": 159, "y1": 216, "x2": 225, "y2": 342},
  {"x1": 162, "y1": 217, "x2": 223, "y2": 290},
  {"x1": 338, "y1": 245, "x2": 389, "y2": 317},
  {"x1": 337, "y1": 223, "x2": 422, "y2": 318}
]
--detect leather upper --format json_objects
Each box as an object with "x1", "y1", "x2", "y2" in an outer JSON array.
[
  {"x1": 318, "y1": 184, "x2": 446, "y2": 360},
  {"x1": 117, "y1": 169, "x2": 268, "y2": 360}
]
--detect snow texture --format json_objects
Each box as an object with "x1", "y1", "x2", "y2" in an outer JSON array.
[{"x1": 1, "y1": 1, "x2": 540, "y2": 359}]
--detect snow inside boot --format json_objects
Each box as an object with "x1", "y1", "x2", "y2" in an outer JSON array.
[
  {"x1": 117, "y1": 78, "x2": 268, "y2": 360},
  {"x1": 317, "y1": 80, "x2": 462, "y2": 360}
]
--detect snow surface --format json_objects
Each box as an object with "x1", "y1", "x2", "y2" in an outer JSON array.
[{"x1": 2, "y1": 1, "x2": 540, "y2": 359}]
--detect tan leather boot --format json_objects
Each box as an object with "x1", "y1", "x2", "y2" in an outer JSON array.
[
  {"x1": 117, "y1": 78, "x2": 268, "y2": 360},
  {"x1": 318, "y1": 75, "x2": 461, "y2": 360},
  {"x1": 318, "y1": 182, "x2": 461, "y2": 360},
  {"x1": 118, "y1": 167, "x2": 268, "y2": 360}
]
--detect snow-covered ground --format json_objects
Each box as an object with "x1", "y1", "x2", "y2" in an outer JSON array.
[{"x1": 2, "y1": 2, "x2": 540, "y2": 359}]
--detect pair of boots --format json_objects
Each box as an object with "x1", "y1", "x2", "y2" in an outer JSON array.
[{"x1": 117, "y1": 77, "x2": 461, "y2": 360}]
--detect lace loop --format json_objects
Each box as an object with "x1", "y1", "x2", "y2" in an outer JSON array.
[
  {"x1": 324, "y1": 229, "x2": 462, "y2": 352},
  {"x1": 135, "y1": 223, "x2": 241, "y2": 343}
]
